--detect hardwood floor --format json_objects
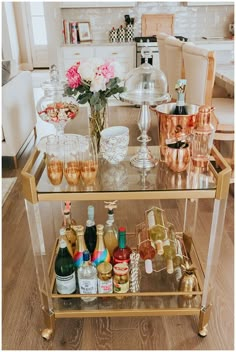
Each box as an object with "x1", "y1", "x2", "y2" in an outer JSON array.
[{"x1": 2, "y1": 104, "x2": 234, "y2": 350}]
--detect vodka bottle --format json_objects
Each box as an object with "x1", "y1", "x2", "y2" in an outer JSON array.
[
  {"x1": 91, "y1": 224, "x2": 110, "y2": 266},
  {"x1": 172, "y1": 79, "x2": 187, "y2": 115},
  {"x1": 84, "y1": 205, "x2": 97, "y2": 254},
  {"x1": 78, "y1": 250, "x2": 97, "y2": 302},
  {"x1": 55, "y1": 236, "x2": 76, "y2": 295},
  {"x1": 73, "y1": 225, "x2": 87, "y2": 269},
  {"x1": 113, "y1": 227, "x2": 132, "y2": 265},
  {"x1": 104, "y1": 209, "x2": 118, "y2": 258}
]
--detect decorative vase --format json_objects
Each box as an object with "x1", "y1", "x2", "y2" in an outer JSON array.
[{"x1": 89, "y1": 103, "x2": 109, "y2": 151}]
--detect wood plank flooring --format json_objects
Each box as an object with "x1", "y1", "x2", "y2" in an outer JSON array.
[{"x1": 2, "y1": 105, "x2": 234, "y2": 350}]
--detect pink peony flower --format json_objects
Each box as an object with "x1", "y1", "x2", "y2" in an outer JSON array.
[
  {"x1": 99, "y1": 61, "x2": 115, "y2": 83},
  {"x1": 66, "y1": 64, "x2": 82, "y2": 89}
]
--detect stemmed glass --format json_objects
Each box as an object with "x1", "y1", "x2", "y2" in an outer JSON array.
[
  {"x1": 80, "y1": 136, "x2": 98, "y2": 187},
  {"x1": 46, "y1": 136, "x2": 63, "y2": 186}
]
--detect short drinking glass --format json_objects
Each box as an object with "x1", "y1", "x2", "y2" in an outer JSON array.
[
  {"x1": 64, "y1": 140, "x2": 80, "y2": 186},
  {"x1": 46, "y1": 139, "x2": 63, "y2": 186},
  {"x1": 80, "y1": 136, "x2": 98, "y2": 186}
]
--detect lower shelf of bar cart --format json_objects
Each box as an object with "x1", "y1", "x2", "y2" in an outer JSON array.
[{"x1": 47, "y1": 233, "x2": 203, "y2": 320}]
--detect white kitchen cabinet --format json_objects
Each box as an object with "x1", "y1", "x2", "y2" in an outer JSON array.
[
  {"x1": 61, "y1": 46, "x2": 94, "y2": 71},
  {"x1": 60, "y1": 2, "x2": 136, "y2": 8},
  {"x1": 61, "y1": 44, "x2": 136, "y2": 78}
]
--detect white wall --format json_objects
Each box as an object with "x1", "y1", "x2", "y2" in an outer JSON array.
[
  {"x1": 61, "y1": 1, "x2": 234, "y2": 42},
  {"x1": 2, "y1": 2, "x2": 20, "y2": 63}
]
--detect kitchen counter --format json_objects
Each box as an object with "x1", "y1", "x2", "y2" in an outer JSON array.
[
  {"x1": 190, "y1": 37, "x2": 234, "y2": 44},
  {"x1": 215, "y1": 62, "x2": 234, "y2": 97}
]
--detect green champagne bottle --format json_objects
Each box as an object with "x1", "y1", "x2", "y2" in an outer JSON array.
[{"x1": 55, "y1": 236, "x2": 76, "y2": 294}]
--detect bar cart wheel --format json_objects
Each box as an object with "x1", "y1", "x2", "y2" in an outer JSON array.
[
  {"x1": 41, "y1": 328, "x2": 54, "y2": 341},
  {"x1": 198, "y1": 326, "x2": 208, "y2": 337}
]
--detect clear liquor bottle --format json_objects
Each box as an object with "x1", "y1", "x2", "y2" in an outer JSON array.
[
  {"x1": 73, "y1": 225, "x2": 87, "y2": 269},
  {"x1": 84, "y1": 205, "x2": 97, "y2": 254},
  {"x1": 113, "y1": 227, "x2": 132, "y2": 265},
  {"x1": 78, "y1": 250, "x2": 97, "y2": 302},
  {"x1": 172, "y1": 79, "x2": 187, "y2": 115},
  {"x1": 104, "y1": 209, "x2": 118, "y2": 258},
  {"x1": 55, "y1": 236, "x2": 76, "y2": 295},
  {"x1": 91, "y1": 224, "x2": 111, "y2": 266}
]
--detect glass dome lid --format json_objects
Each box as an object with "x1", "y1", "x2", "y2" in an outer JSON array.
[
  {"x1": 120, "y1": 49, "x2": 170, "y2": 105},
  {"x1": 41, "y1": 64, "x2": 67, "y2": 92}
]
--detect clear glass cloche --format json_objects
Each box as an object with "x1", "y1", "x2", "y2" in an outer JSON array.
[
  {"x1": 120, "y1": 47, "x2": 170, "y2": 105},
  {"x1": 37, "y1": 65, "x2": 79, "y2": 135}
]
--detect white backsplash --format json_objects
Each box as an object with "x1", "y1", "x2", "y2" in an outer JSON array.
[{"x1": 62, "y1": 2, "x2": 234, "y2": 42}]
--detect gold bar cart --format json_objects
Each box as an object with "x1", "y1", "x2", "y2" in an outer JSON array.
[{"x1": 21, "y1": 146, "x2": 231, "y2": 340}]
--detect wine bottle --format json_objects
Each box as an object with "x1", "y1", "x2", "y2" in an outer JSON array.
[
  {"x1": 104, "y1": 209, "x2": 118, "y2": 258},
  {"x1": 173, "y1": 79, "x2": 187, "y2": 115},
  {"x1": 84, "y1": 205, "x2": 97, "y2": 254},
  {"x1": 77, "y1": 250, "x2": 97, "y2": 302},
  {"x1": 146, "y1": 207, "x2": 166, "y2": 255},
  {"x1": 55, "y1": 236, "x2": 76, "y2": 295},
  {"x1": 113, "y1": 227, "x2": 132, "y2": 265},
  {"x1": 73, "y1": 225, "x2": 87, "y2": 269},
  {"x1": 137, "y1": 224, "x2": 156, "y2": 274},
  {"x1": 91, "y1": 224, "x2": 110, "y2": 266},
  {"x1": 163, "y1": 223, "x2": 177, "y2": 274},
  {"x1": 63, "y1": 207, "x2": 77, "y2": 254}
]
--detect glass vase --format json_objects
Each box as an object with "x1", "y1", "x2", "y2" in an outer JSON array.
[{"x1": 89, "y1": 104, "x2": 109, "y2": 152}]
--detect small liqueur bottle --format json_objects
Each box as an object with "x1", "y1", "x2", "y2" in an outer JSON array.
[
  {"x1": 146, "y1": 207, "x2": 166, "y2": 255},
  {"x1": 73, "y1": 225, "x2": 87, "y2": 269},
  {"x1": 84, "y1": 205, "x2": 97, "y2": 254},
  {"x1": 77, "y1": 250, "x2": 97, "y2": 302},
  {"x1": 137, "y1": 223, "x2": 156, "y2": 274},
  {"x1": 113, "y1": 227, "x2": 132, "y2": 265},
  {"x1": 62, "y1": 204, "x2": 77, "y2": 254},
  {"x1": 55, "y1": 235, "x2": 76, "y2": 295},
  {"x1": 172, "y1": 79, "x2": 187, "y2": 115},
  {"x1": 91, "y1": 224, "x2": 110, "y2": 266},
  {"x1": 191, "y1": 105, "x2": 215, "y2": 170}
]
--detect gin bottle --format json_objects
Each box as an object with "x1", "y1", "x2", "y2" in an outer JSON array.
[
  {"x1": 84, "y1": 205, "x2": 97, "y2": 254},
  {"x1": 55, "y1": 236, "x2": 76, "y2": 295},
  {"x1": 78, "y1": 250, "x2": 97, "y2": 302}
]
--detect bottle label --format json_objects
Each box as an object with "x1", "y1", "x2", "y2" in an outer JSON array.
[
  {"x1": 98, "y1": 278, "x2": 113, "y2": 294},
  {"x1": 163, "y1": 238, "x2": 170, "y2": 247},
  {"x1": 56, "y1": 272, "x2": 76, "y2": 294},
  {"x1": 113, "y1": 280, "x2": 129, "y2": 294},
  {"x1": 147, "y1": 210, "x2": 155, "y2": 229},
  {"x1": 113, "y1": 257, "x2": 130, "y2": 265},
  {"x1": 175, "y1": 239, "x2": 183, "y2": 259},
  {"x1": 156, "y1": 239, "x2": 164, "y2": 255},
  {"x1": 79, "y1": 278, "x2": 97, "y2": 295}
]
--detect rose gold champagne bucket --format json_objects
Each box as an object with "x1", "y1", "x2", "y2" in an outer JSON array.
[{"x1": 154, "y1": 103, "x2": 199, "y2": 159}]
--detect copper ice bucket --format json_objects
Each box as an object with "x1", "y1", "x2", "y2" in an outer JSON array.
[{"x1": 154, "y1": 103, "x2": 199, "y2": 159}]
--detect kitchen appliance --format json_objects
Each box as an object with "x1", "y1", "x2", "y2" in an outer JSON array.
[{"x1": 135, "y1": 36, "x2": 160, "y2": 67}]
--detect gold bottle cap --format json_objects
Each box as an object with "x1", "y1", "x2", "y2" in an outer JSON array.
[{"x1": 73, "y1": 225, "x2": 84, "y2": 234}]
